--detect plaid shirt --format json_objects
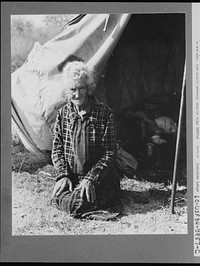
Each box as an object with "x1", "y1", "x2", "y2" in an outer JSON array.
[{"x1": 51, "y1": 97, "x2": 118, "y2": 184}]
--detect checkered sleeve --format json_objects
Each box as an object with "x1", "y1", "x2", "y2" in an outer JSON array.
[
  {"x1": 84, "y1": 111, "x2": 117, "y2": 184},
  {"x1": 51, "y1": 110, "x2": 70, "y2": 181}
]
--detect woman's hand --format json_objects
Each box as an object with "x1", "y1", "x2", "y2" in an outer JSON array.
[
  {"x1": 51, "y1": 177, "x2": 73, "y2": 198},
  {"x1": 75, "y1": 179, "x2": 96, "y2": 203}
]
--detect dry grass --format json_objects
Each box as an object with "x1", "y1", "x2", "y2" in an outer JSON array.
[
  {"x1": 11, "y1": 15, "x2": 187, "y2": 235},
  {"x1": 12, "y1": 144, "x2": 187, "y2": 235}
]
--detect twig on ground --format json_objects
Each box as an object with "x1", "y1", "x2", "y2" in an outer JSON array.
[
  {"x1": 18, "y1": 156, "x2": 26, "y2": 173},
  {"x1": 174, "y1": 197, "x2": 187, "y2": 203},
  {"x1": 39, "y1": 171, "x2": 51, "y2": 176},
  {"x1": 32, "y1": 172, "x2": 55, "y2": 182}
]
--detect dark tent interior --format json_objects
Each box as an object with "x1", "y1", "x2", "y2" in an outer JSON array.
[{"x1": 96, "y1": 13, "x2": 186, "y2": 183}]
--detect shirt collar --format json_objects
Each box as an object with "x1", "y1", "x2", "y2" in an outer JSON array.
[{"x1": 68, "y1": 96, "x2": 99, "y2": 125}]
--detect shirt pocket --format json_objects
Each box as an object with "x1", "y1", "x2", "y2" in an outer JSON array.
[{"x1": 89, "y1": 121, "x2": 105, "y2": 145}]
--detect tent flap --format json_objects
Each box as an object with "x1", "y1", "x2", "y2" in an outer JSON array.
[{"x1": 11, "y1": 14, "x2": 131, "y2": 154}]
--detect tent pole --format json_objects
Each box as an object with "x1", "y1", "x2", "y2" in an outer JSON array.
[{"x1": 170, "y1": 60, "x2": 186, "y2": 214}]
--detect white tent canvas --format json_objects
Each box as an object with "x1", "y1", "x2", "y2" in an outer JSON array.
[{"x1": 11, "y1": 14, "x2": 131, "y2": 155}]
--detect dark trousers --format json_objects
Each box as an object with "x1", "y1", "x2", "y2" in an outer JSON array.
[{"x1": 51, "y1": 172, "x2": 121, "y2": 218}]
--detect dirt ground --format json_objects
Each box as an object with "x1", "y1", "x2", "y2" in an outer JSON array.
[{"x1": 12, "y1": 143, "x2": 187, "y2": 235}]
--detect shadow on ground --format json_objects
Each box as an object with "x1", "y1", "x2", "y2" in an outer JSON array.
[{"x1": 120, "y1": 187, "x2": 187, "y2": 216}]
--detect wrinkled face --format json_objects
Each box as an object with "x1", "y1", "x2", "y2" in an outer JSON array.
[{"x1": 68, "y1": 79, "x2": 89, "y2": 106}]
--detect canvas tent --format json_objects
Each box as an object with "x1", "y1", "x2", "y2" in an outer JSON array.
[
  {"x1": 12, "y1": 13, "x2": 186, "y2": 213},
  {"x1": 11, "y1": 13, "x2": 186, "y2": 158},
  {"x1": 12, "y1": 14, "x2": 132, "y2": 156}
]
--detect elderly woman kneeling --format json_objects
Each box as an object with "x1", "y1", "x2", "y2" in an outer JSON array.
[{"x1": 50, "y1": 56, "x2": 123, "y2": 219}]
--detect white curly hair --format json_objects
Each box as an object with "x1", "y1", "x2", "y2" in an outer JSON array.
[{"x1": 62, "y1": 60, "x2": 97, "y2": 95}]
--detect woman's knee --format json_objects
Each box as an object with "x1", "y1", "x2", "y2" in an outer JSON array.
[{"x1": 52, "y1": 189, "x2": 86, "y2": 215}]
